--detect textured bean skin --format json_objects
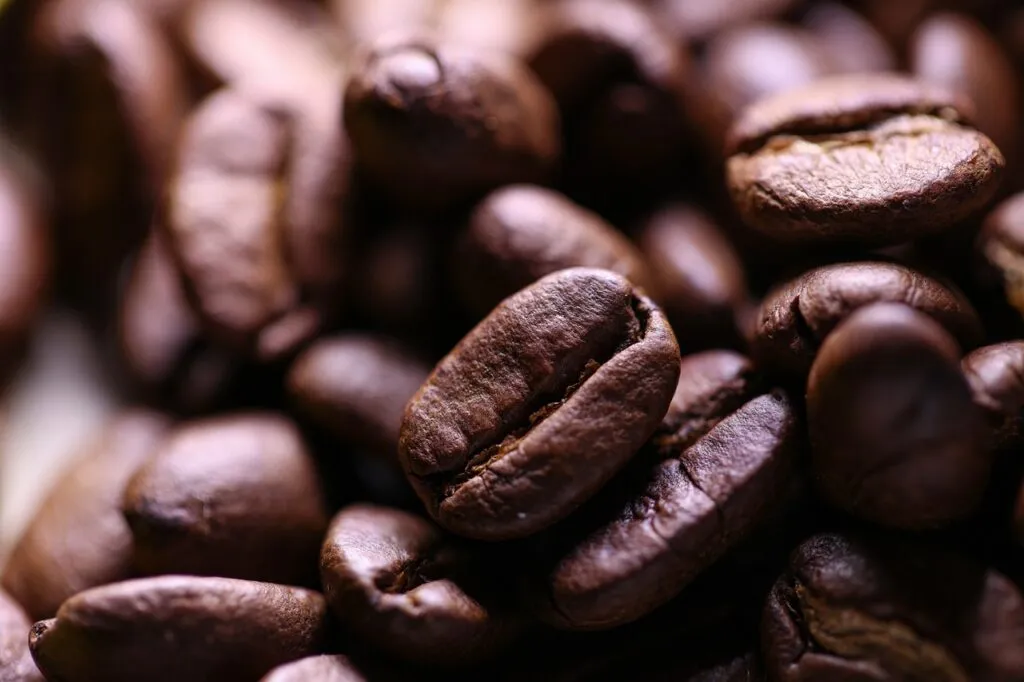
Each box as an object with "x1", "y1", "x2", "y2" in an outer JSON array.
[
  {"x1": 963, "y1": 341, "x2": 1024, "y2": 448},
  {"x1": 726, "y1": 74, "x2": 1004, "y2": 246},
  {"x1": 28, "y1": 576, "x2": 328, "y2": 682},
  {"x1": 320, "y1": 505, "x2": 518, "y2": 665},
  {"x1": 123, "y1": 413, "x2": 330, "y2": 586},
  {"x1": 763, "y1": 533, "x2": 1024, "y2": 682},
  {"x1": 1, "y1": 411, "x2": 169, "y2": 621},
  {"x1": 807, "y1": 304, "x2": 989, "y2": 529},
  {"x1": 400, "y1": 268, "x2": 680, "y2": 540},
  {"x1": 752, "y1": 261, "x2": 982, "y2": 380},
  {"x1": 344, "y1": 36, "x2": 560, "y2": 212}
]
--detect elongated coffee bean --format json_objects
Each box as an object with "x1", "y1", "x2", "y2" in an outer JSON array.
[
  {"x1": 399, "y1": 268, "x2": 680, "y2": 540},
  {"x1": 29, "y1": 576, "x2": 328, "y2": 682}
]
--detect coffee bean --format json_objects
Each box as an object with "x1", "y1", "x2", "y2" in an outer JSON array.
[
  {"x1": 163, "y1": 86, "x2": 349, "y2": 361},
  {"x1": 726, "y1": 74, "x2": 1005, "y2": 245},
  {"x1": 807, "y1": 303, "x2": 990, "y2": 528},
  {"x1": 911, "y1": 13, "x2": 1020, "y2": 172},
  {"x1": 978, "y1": 191, "x2": 1024, "y2": 323},
  {"x1": 963, "y1": 341, "x2": 1024, "y2": 449},
  {"x1": 344, "y1": 35, "x2": 560, "y2": 212},
  {"x1": 28, "y1": 576, "x2": 328, "y2": 682},
  {"x1": 399, "y1": 268, "x2": 680, "y2": 540},
  {"x1": 752, "y1": 260, "x2": 982, "y2": 380},
  {"x1": 763, "y1": 532, "x2": 1024, "y2": 681},
  {"x1": 1, "y1": 411, "x2": 169, "y2": 621},
  {"x1": 320, "y1": 504, "x2": 519, "y2": 665},
  {"x1": 0, "y1": 589, "x2": 43, "y2": 681},
  {"x1": 260, "y1": 655, "x2": 366, "y2": 682},
  {"x1": 24, "y1": 0, "x2": 185, "y2": 321},
  {"x1": 123, "y1": 413, "x2": 330, "y2": 586},
  {"x1": 454, "y1": 185, "x2": 655, "y2": 316},
  {"x1": 288, "y1": 334, "x2": 430, "y2": 464},
  {"x1": 530, "y1": 351, "x2": 801, "y2": 629},
  {"x1": 637, "y1": 204, "x2": 747, "y2": 351}
]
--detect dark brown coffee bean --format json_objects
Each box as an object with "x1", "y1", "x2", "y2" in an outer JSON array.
[
  {"x1": 801, "y1": 3, "x2": 896, "y2": 75},
  {"x1": 978, "y1": 192, "x2": 1024, "y2": 322},
  {"x1": 344, "y1": 36, "x2": 560, "y2": 212},
  {"x1": 652, "y1": 0, "x2": 800, "y2": 43},
  {"x1": 400, "y1": 268, "x2": 680, "y2": 540},
  {"x1": 638, "y1": 204, "x2": 747, "y2": 351},
  {"x1": 0, "y1": 142, "x2": 50, "y2": 386},
  {"x1": 25, "y1": 0, "x2": 185, "y2": 321},
  {"x1": 807, "y1": 303, "x2": 990, "y2": 529},
  {"x1": 117, "y1": 231, "x2": 246, "y2": 412},
  {"x1": 0, "y1": 588, "x2": 44, "y2": 681},
  {"x1": 524, "y1": 0, "x2": 691, "y2": 200},
  {"x1": 1, "y1": 411, "x2": 169, "y2": 622},
  {"x1": 910, "y1": 13, "x2": 1020, "y2": 172},
  {"x1": 320, "y1": 504, "x2": 519, "y2": 665},
  {"x1": 288, "y1": 334, "x2": 429, "y2": 463},
  {"x1": 963, "y1": 342, "x2": 1024, "y2": 449},
  {"x1": 123, "y1": 413, "x2": 330, "y2": 586},
  {"x1": 763, "y1": 532, "x2": 1024, "y2": 682},
  {"x1": 455, "y1": 185, "x2": 655, "y2": 316},
  {"x1": 29, "y1": 576, "x2": 328, "y2": 682},
  {"x1": 752, "y1": 261, "x2": 983, "y2": 380},
  {"x1": 163, "y1": 86, "x2": 349, "y2": 361},
  {"x1": 260, "y1": 655, "x2": 366, "y2": 682},
  {"x1": 531, "y1": 351, "x2": 801, "y2": 629},
  {"x1": 726, "y1": 74, "x2": 1005, "y2": 245}
]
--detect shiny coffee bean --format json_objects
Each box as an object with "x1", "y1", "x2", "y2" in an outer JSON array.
[
  {"x1": 963, "y1": 341, "x2": 1024, "y2": 449},
  {"x1": 344, "y1": 35, "x2": 560, "y2": 213},
  {"x1": 800, "y1": 3, "x2": 896, "y2": 75},
  {"x1": 287, "y1": 334, "x2": 429, "y2": 464},
  {"x1": 29, "y1": 576, "x2": 328, "y2": 682},
  {"x1": 524, "y1": 0, "x2": 691, "y2": 200},
  {"x1": 531, "y1": 351, "x2": 801, "y2": 629},
  {"x1": 163, "y1": 86, "x2": 349, "y2": 361},
  {"x1": 1, "y1": 411, "x2": 169, "y2": 621},
  {"x1": 978, "y1": 192, "x2": 1024, "y2": 324},
  {"x1": 763, "y1": 532, "x2": 1024, "y2": 681},
  {"x1": 726, "y1": 74, "x2": 1005, "y2": 245},
  {"x1": 320, "y1": 504, "x2": 519, "y2": 665},
  {"x1": 117, "y1": 231, "x2": 247, "y2": 413},
  {"x1": 260, "y1": 655, "x2": 366, "y2": 682},
  {"x1": 454, "y1": 185, "x2": 655, "y2": 316},
  {"x1": 807, "y1": 304, "x2": 990, "y2": 528},
  {"x1": 638, "y1": 204, "x2": 747, "y2": 351},
  {"x1": 25, "y1": 0, "x2": 185, "y2": 320},
  {"x1": 399, "y1": 268, "x2": 680, "y2": 540},
  {"x1": 0, "y1": 589, "x2": 43, "y2": 681},
  {"x1": 751, "y1": 260, "x2": 982, "y2": 380},
  {"x1": 123, "y1": 413, "x2": 330, "y2": 586}
]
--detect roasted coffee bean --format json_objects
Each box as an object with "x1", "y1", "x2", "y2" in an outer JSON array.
[
  {"x1": 25, "y1": 0, "x2": 185, "y2": 320},
  {"x1": 910, "y1": 13, "x2": 1020, "y2": 172},
  {"x1": 763, "y1": 532, "x2": 1024, "y2": 682},
  {"x1": 751, "y1": 260, "x2": 982, "y2": 380},
  {"x1": 807, "y1": 304, "x2": 989, "y2": 528},
  {"x1": 288, "y1": 334, "x2": 429, "y2": 463},
  {"x1": 1, "y1": 412, "x2": 169, "y2": 622},
  {"x1": 321, "y1": 504, "x2": 519, "y2": 665},
  {"x1": 0, "y1": 588, "x2": 43, "y2": 681},
  {"x1": 29, "y1": 576, "x2": 328, "y2": 682},
  {"x1": 531, "y1": 351, "x2": 801, "y2": 629},
  {"x1": 524, "y1": 0, "x2": 691, "y2": 201},
  {"x1": 260, "y1": 655, "x2": 366, "y2": 682},
  {"x1": 454, "y1": 185, "x2": 655, "y2": 316},
  {"x1": 726, "y1": 74, "x2": 1005, "y2": 246},
  {"x1": 344, "y1": 35, "x2": 559, "y2": 213},
  {"x1": 638, "y1": 204, "x2": 747, "y2": 351},
  {"x1": 399, "y1": 268, "x2": 680, "y2": 540},
  {"x1": 117, "y1": 231, "x2": 247, "y2": 413},
  {"x1": 963, "y1": 341, "x2": 1024, "y2": 448},
  {"x1": 0, "y1": 141, "x2": 50, "y2": 386},
  {"x1": 978, "y1": 191, "x2": 1024, "y2": 324},
  {"x1": 163, "y1": 86, "x2": 349, "y2": 361},
  {"x1": 652, "y1": 0, "x2": 800, "y2": 43},
  {"x1": 801, "y1": 3, "x2": 896, "y2": 75},
  {"x1": 123, "y1": 413, "x2": 330, "y2": 586}
]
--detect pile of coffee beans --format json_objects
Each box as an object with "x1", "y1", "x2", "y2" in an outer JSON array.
[{"x1": 0, "y1": 0, "x2": 1023, "y2": 679}]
